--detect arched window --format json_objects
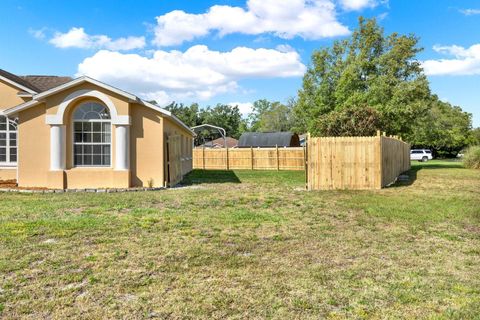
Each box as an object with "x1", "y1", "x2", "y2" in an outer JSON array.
[
  {"x1": 73, "y1": 102, "x2": 111, "y2": 166},
  {"x1": 0, "y1": 116, "x2": 18, "y2": 165}
]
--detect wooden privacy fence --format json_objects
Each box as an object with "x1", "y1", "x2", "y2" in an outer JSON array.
[
  {"x1": 193, "y1": 147, "x2": 305, "y2": 171},
  {"x1": 166, "y1": 134, "x2": 193, "y2": 187},
  {"x1": 307, "y1": 135, "x2": 410, "y2": 190},
  {"x1": 166, "y1": 135, "x2": 182, "y2": 186}
]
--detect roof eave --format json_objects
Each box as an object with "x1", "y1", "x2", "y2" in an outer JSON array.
[{"x1": 0, "y1": 75, "x2": 38, "y2": 94}]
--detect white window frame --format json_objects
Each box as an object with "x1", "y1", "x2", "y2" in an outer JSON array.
[
  {"x1": 72, "y1": 102, "x2": 112, "y2": 168},
  {"x1": 0, "y1": 116, "x2": 18, "y2": 167}
]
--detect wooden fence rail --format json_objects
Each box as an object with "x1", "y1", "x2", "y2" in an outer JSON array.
[
  {"x1": 193, "y1": 147, "x2": 305, "y2": 171},
  {"x1": 307, "y1": 135, "x2": 410, "y2": 190}
]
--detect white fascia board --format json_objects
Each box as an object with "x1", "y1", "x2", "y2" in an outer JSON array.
[
  {"x1": 3, "y1": 99, "x2": 40, "y2": 116},
  {"x1": 3, "y1": 76, "x2": 139, "y2": 116},
  {"x1": 33, "y1": 76, "x2": 137, "y2": 101},
  {"x1": 0, "y1": 75, "x2": 38, "y2": 94},
  {"x1": 17, "y1": 92, "x2": 34, "y2": 98}
]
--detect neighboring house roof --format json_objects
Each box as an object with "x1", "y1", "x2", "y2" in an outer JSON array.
[
  {"x1": 0, "y1": 69, "x2": 40, "y2": 93},
  {"x1": 200, "y1": 137, "x2": 238, "y2": 148},
  {"x1": 238, "y1": 132, "x2": 300, "y2": 148},
  {"x1": 20, "y1": 75, "x2": 72, "y2": 92},
  {"x1": 0, "y1": 71, "x2": 194, "y2": 136}
]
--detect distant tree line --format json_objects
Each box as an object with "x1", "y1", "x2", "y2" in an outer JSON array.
[{"x1": 163, "y1": 17, "x2": 479, "y2": 156}]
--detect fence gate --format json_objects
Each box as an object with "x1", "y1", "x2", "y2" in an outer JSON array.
[{"x1": 166, "y1": 135, "x2": 182, "y2": 187}]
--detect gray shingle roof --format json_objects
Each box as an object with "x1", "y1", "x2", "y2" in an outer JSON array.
[
  {"x1": 238, "y1": 132, "x2": 300, "y2": 148},
  {"x1": 0, "y1": 69, "x2": 72, "y2": 93},
  {"x1": 20, "y1": 75, "x2": 72, "y2": 92}
]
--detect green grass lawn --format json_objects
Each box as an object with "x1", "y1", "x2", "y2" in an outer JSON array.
[{"x1": 1, "y1": 160, "x2": 479, "y2": 319}]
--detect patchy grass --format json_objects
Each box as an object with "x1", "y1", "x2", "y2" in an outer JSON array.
[{"x1": 1, "y1": 160, "x2": 479, "y2": 319}]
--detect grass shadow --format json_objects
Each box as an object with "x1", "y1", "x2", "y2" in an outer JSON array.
[
  {"x1": 182, "y1": 170, "x2": 241, "y2": 185},
  {"x1": 390, "y1": 160, "x2": 464, "y2": 188}
]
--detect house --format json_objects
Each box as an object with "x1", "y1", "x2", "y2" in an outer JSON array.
[
  {"x1": 0, "y1": 69, "x2": 194, "y2": 189},
  {"x1": 299, "y1": 134, "x2": 307, "y2": 146},
  {"x1": 238, "y1": 132, "x2": 300, "y2": 148},
  {"x1": 200, "y1": 137, "x2": 238, "y2": 148}
]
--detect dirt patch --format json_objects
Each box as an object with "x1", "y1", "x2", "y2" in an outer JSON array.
[{"x1": 0, "y1": 179, "x2": 18, "y2": 188}]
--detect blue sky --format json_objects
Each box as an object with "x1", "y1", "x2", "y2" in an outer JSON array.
[{"x1": 1, "y1": 0, "x2": 479, "y2": 127}]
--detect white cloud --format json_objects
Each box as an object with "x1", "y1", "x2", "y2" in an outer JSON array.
[
  {"x1": 29, "y1": 27, "x2": 47, "y2": 40},
  {"x1": 153, "y1": 0, "x2": 350, "y2": 46},
  {"x1": 338, "y1": 0, "x2": 378, "y2": 11},
  {"x1": 422, "y1": 44, "x2": 480, "y2": 76},
  {"x1": 459, "y1": 8, "x2": 480, "y2": 16},
  {"x1": 228, "y1": 102, "x2": 254, "y2": 117},
  {"x1": 377, "y1": 12, "x2": 388, "y2": 21},
  {"x1": 77, "y1": 45, "x2": 306, "y2": 105},
  {"x1": 49, "y1": 27, "x2": 145, "y2": 51},
  {"x1": 276, "y1": 44, "x2": 297, "y2": 53}
]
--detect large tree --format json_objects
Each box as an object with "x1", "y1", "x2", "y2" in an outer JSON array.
[
  {"x1": 165, "y1": 102, "x2": 246, "y2": 139},
  {"x1": 249, "y1": 98, "x2": 296, "y2": 132},
  {"x1": 469, "y1": 128, "x2": 480, "y2": 146},
  {"x1": 294, "y1": 17, "x2": 431, "y2": 137},
  {"x1": 199, "y1": 104, "x2": 244, "y2": 139},
  {"x1": 165, "y1": 102, "x2": 203, "y2": 128},
  {"x1": 408, "y1": 96, "x2": 472, "y2": 156}
]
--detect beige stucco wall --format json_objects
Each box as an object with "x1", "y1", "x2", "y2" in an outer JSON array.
[
  {"x1": 0, "y1": 80, "x2": 31, "y2": 111},
  {"x1": 44, "y1": 82, "x2": 130, "y2": 119},
  {"x1": 65, "y1": 169, "x2": 129, "y2": 189},
  {"x1": 130, "y1": 103, "x2": 164, "y2": 187},
  {"x1": 17, "y1": 104, "x2": 50, "y2": 187},
  {"x1": 14, "y1": 81, "x2": 193, "y2": 189},
  {"x1": 0, "y1": 168, "x2": 16, "y2": 180}
]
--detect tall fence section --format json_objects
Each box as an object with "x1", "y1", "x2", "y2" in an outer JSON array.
[
  {"x1": 193, "y1": 147, "x2": 305, "y2": 171},
  {"x1": 307, "y1": 135, "x2": 410, "y2": 190},
  {"x1": 192, "y1": 134, "x2": 410, "y2": 190}
]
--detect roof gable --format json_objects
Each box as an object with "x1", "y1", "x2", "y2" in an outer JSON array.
[{"x1": 1, "y1": 76, "x2": 195, "y2": 136}]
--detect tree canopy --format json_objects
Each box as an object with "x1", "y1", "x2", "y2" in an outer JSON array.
[
  {"x1": 294, "y1": 17, "x2": 431, "y2": 136},
  {"x1": 163, "y1": 18, "x2": 476, "y2": 155},
  {"x1": 292, "y1": 17, "x2": 474, "y2": 155},
  {"x1": 248, "y1": 99, "x2": 296, "y2": 133},
  {"x1": 165, "y1": 102, "x2": 245, "y2": 140},
  {"x1": 407, "y1": 96, "x2": 473, "y2": 156}
]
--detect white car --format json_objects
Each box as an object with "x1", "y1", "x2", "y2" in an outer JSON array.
[{"x1": 410, "y1": 149, "x2": 433, "y2": 162}]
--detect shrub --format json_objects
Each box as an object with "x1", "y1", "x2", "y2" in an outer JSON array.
[
  {"x1": 463, "y1": 146, "x2": 480, "y2": 169},
  {"x1": 312, "y1": 106, "x2": 383, "y2": 137}
]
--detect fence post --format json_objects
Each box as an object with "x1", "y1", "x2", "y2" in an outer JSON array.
[
  {"x1": 276, "y1": 145, "x2": 279, "y2": 171},
  {"x1": 251, "y1": 147, "x2": 254, "y2": 170},
  {"x1": 305, "y1": 134, "x2": 309, "y2": 190},
  {"x1": 202, "y1": 146, "x2": 205, "y2": 170},
  {"x1": 226, "y1": 147, "x2": 229, "y2": 170},
  {"x1": 376, "y1": 135, "x2": 383, "y2": 189}
]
